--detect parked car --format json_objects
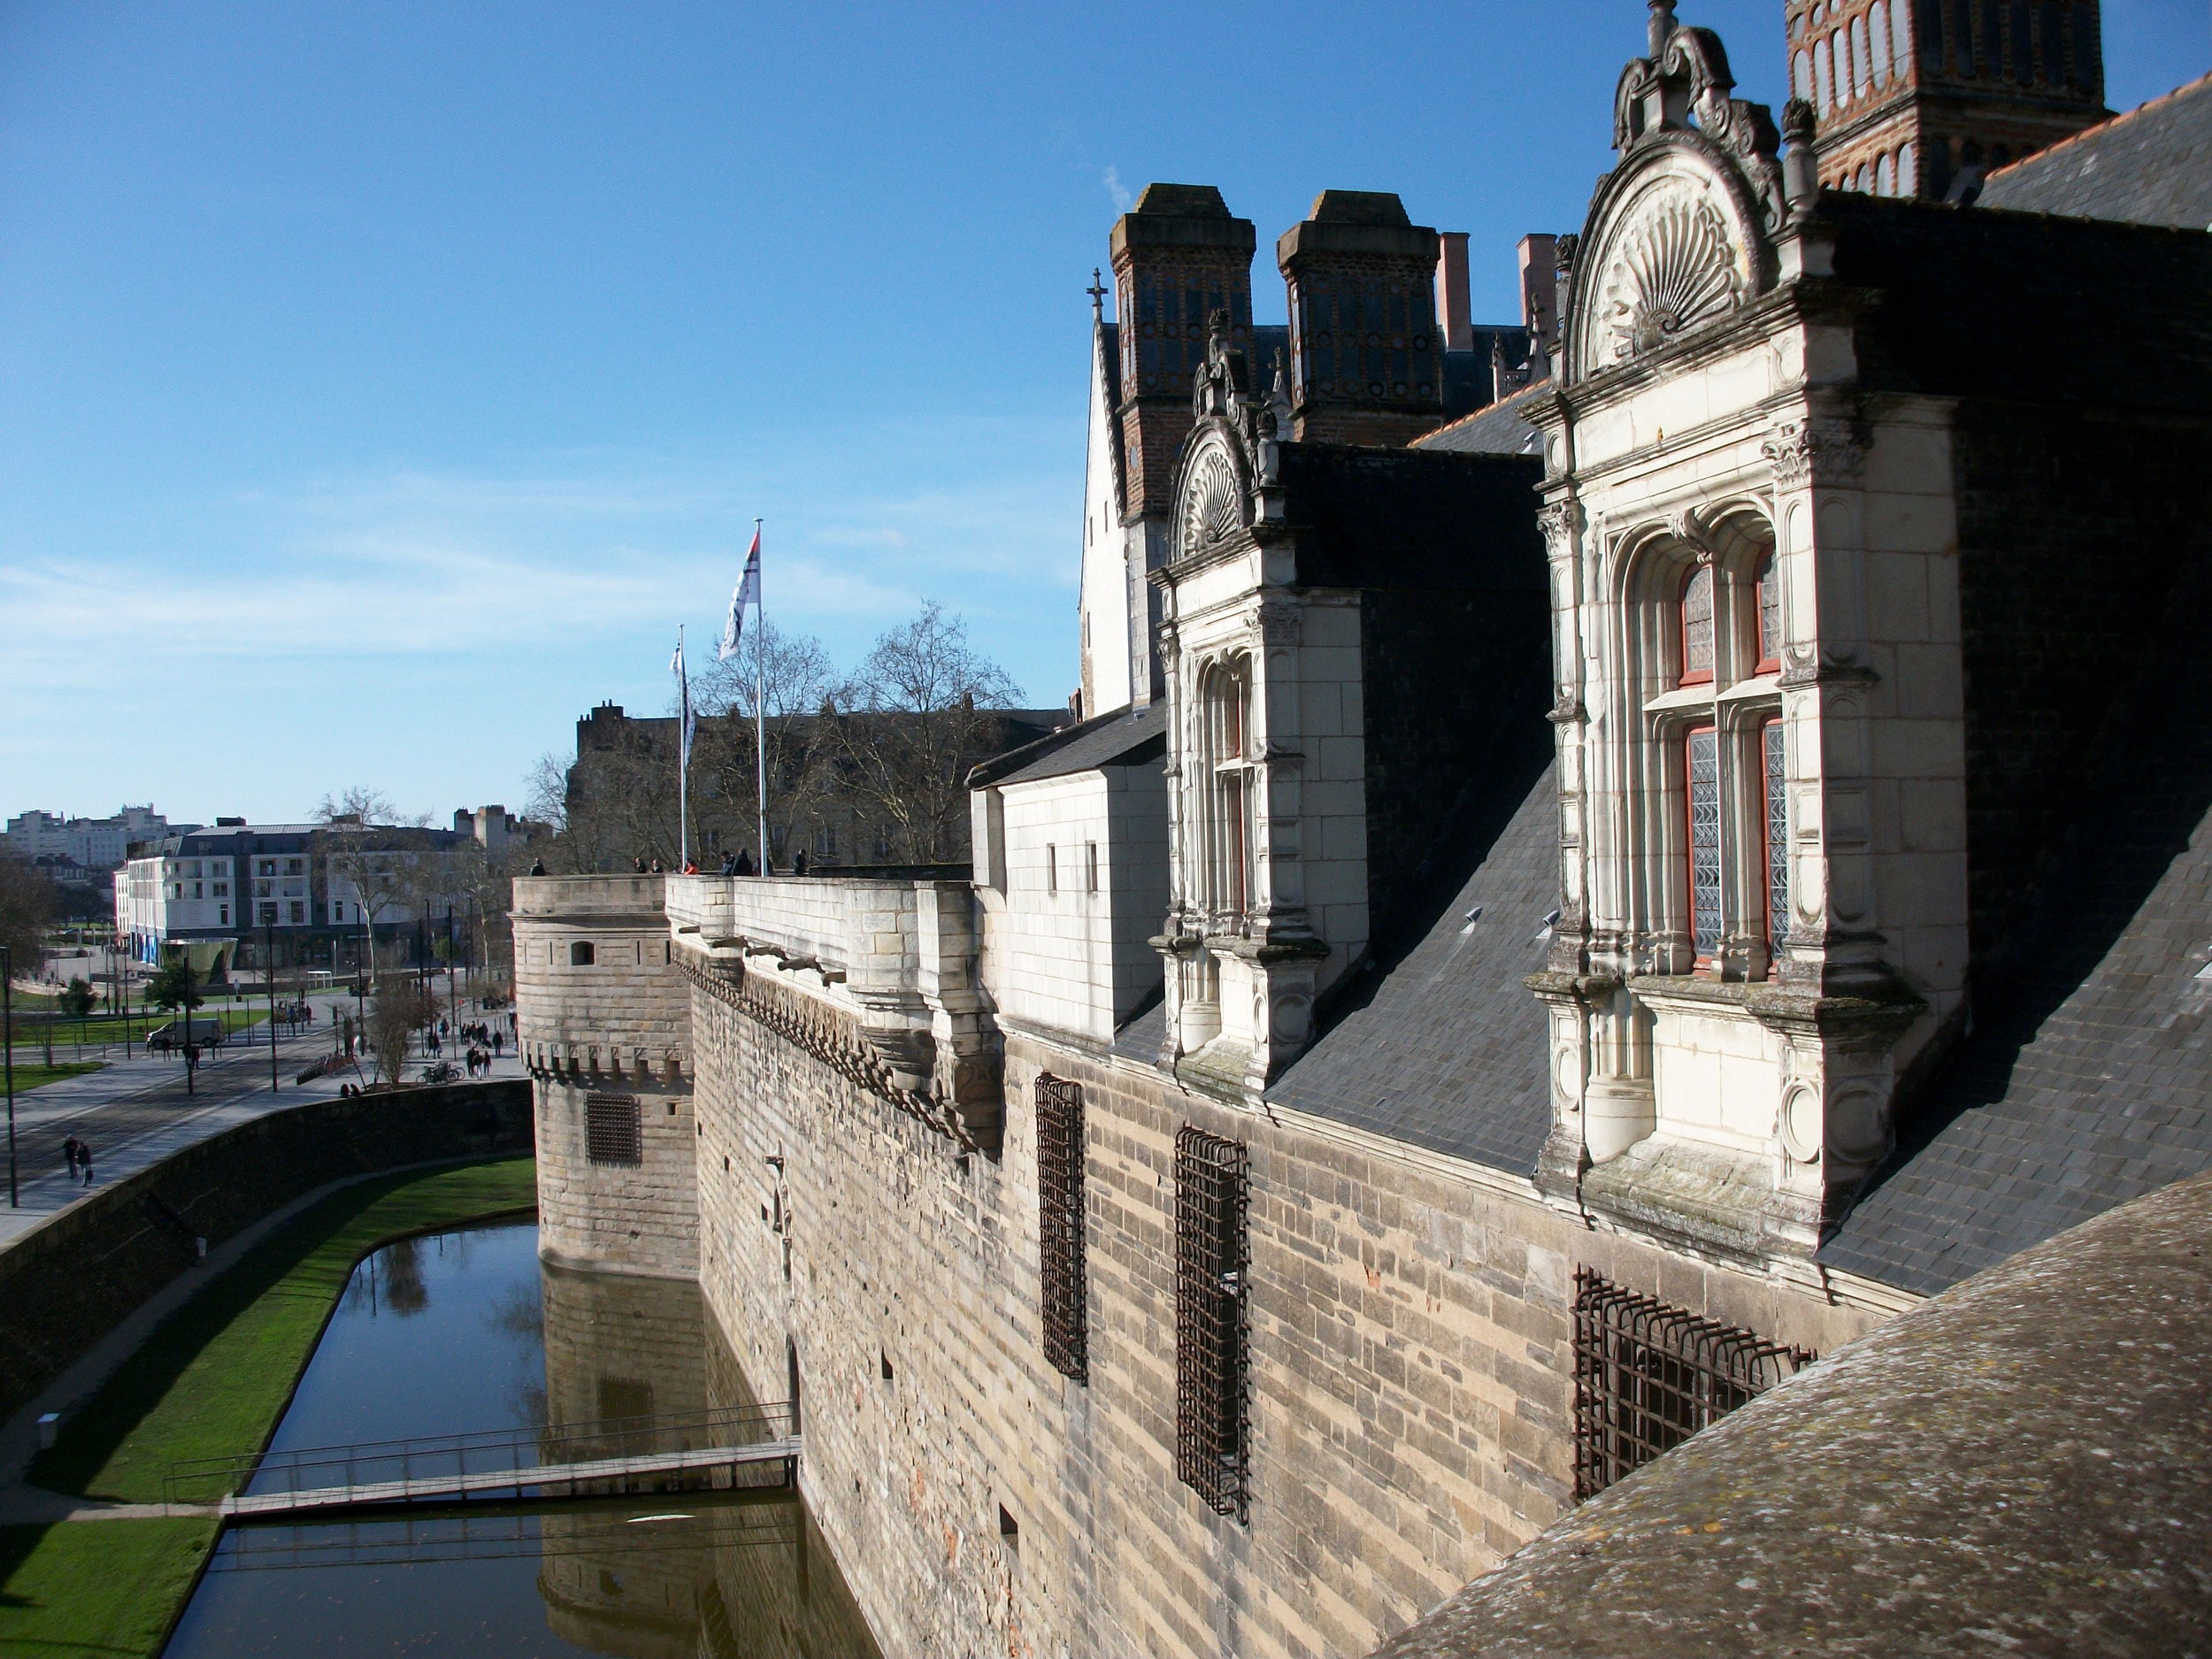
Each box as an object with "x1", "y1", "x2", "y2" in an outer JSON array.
[{"x1": 148, "y1": 1018, "x2": 224, "y2": 1053}]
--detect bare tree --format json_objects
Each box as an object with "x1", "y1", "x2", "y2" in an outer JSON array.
[
  {"x1": 827, "y1": 601, "x2": 1025, "y2": 862},
  {"x1": 366, "y1": 976, "x2": 435, "y2": 1087},
  {"x1": 313, "y1": 792, "x2": 431, "y2": 977},
  {"x1": 694, "y1": 619, "x2": 839, "y2": 864},
  {"x1": 0, "y1": 854, "x2": 55, "y2": 983}
]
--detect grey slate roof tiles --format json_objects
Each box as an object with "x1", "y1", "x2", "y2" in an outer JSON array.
[
  {"x1": 1977, "y1": 72, "x2": 2212, "y2": 229},
  {"x1": 1824, "y1": 548, "x2": 2212, "y2": 1293},
  {"x1": 986, "y1": 702, "x2": 1166, "y2": 788},
  {"x1": 1266, "y1": 766, "x2": 1557, "y2": 1174},
  {"x1": 1409, "y1": 382, "x2": 1547, "y2": 457}
]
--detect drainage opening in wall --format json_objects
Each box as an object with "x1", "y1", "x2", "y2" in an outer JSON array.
[
  {"x1": 880, "y1": 1351, "x2": 895, "y2": 1382},
  {"x1": 998, "y1": 1505, "x2": 1019, "y2": 1552}
]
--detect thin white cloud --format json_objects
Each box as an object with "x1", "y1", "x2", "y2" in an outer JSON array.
[{"x1": 1103, "y1": 166, "x2": 1133, "y2": 212}]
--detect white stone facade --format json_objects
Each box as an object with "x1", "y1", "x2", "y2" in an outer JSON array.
[
  {"x1": 1527, "y1": 19, "x2": 1960, "y2": 1263},
  {"x1": 1154, "y1": 358, "x2": 1365, "y2": 1095},
  {"x1": 973, "y1": 764, "x2": 1169, "y2": 1047}
]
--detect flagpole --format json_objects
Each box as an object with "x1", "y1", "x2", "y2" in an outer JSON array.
[
  {"x1": 754, "y1": 518, "x2": 768, "y2": 873},
  {"x1": 676, "y1": 625, "x2": 690, "y2": 872}
]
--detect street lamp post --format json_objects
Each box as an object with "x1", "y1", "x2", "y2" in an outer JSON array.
[
  {"x1": 4, "y1": 942, "x2": 17, "y2": 1208},
  {"x1": 263, "y1": 914, "x2": 280, "y2": 1094}
]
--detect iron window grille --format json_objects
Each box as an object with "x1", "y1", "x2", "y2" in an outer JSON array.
[
  {"x1": 585, "y1": 1094, "x2": 642, "y2": 1168},
  {"x1": 1035, "y1": 1073, "x2": 1088, "y2": 1382},
  {"x1": 1572, "y1": 1269, "x2": 1814, "y2": 1501},
  {"x1": 1175, "y1": 1125, "x2": 1250, "y2": 1520}
]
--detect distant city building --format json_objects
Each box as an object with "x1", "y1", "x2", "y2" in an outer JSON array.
[
  {"x1": 4, "y1": 805, "x2": 193, "y2": 872},
  {"x1": 114, "y1": 810, "x2": 513, "y2": 978}
]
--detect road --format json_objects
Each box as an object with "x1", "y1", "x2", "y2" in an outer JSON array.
[{"x1": 0, "y1": 995, "x2": 524, "y2": 1248}]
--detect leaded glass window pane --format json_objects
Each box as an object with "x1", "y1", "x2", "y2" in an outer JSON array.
[
  {"x1": 1757, "y1": 554, "x2": 1782, "y2": 667},
  {"x1": 1686, "y1": 728, "x2": 1722, "y2": 958},
  {"x1": 1764, "y1": 720, "x2": 1790, "y2": 958},
  {"x1": 1681, "y1": 566, "x2": 1715, "y2": 683}
]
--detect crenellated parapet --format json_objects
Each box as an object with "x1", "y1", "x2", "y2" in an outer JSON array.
[{"x1": 668, "y1": 872, "x2": 1002, "y2": 1155}]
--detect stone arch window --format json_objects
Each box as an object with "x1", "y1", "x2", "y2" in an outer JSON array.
[
  {"x1": 1870, "y1": 0, "x2": 1893, "y2": 85},
  {"x1": 570, "y1": 941, "x2": 595, "y2": 967},
  {"x1": 1630, "y1": 514, "x2": 1786, "y2": 979},
  {"x1": 1814, "y1": 34, "x2": 1832, "y2": 109},
  {"x1": 1793, "y1": 49, "x2": 1812, "y2": 100},
  {"x1": 1847, "y1": 13, "x2": 1868, "y2": 98},
  {"x1": 1200, "y1": 656, "x2": 1256, "y2": 921},
  {"x1": 1876, "y1": 150, "x2": 1896, "y2": 195}
]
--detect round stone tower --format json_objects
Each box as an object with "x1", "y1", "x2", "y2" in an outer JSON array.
[{"x1": 513, "y1": 873, "x2": 697, "y2": 1277}]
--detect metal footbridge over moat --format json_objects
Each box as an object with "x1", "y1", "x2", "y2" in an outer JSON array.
[{"x1": 162, "y1": 1404, "x2": 799, "y2": 1519}]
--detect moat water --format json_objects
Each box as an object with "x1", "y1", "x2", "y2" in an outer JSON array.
[{"x1": 162, "y1": 1220, "x2": 880, "y2": 1658}]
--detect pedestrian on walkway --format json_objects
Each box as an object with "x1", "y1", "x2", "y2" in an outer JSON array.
[
  {"x1": 62, "y1": 1135, "x2": 82, "y2": 1180},
  {"x1": 492, "y1": 1030, "x2": 503, "y2": 1057},
  {"x1": 78, "y1": 1141, "x2": 95, "y2": 1184}
]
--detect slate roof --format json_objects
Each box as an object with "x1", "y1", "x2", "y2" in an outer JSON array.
[
  {"x1": 1824, "y1": 546, "x2": 2212, "y2": 1294},
  {"x1": 1818, "y1": 191, "x2": 2212, "y2": 416},
  {"x1": 1266, "y1": 763, "x2": 1558, "y2": 1174},
  {"x1": 1111, "y1": 994, "x2": 1168, "y2": 1064},
  {"x1": 1276, "y1": 443, "x2": 1547, "y2": 590},
  {"x1": 1411, "y1": 382, "x2": 1548, "y2": 457},
  {"x1": 1977, "y1": 72, "x2": 2212, "y2": 228},
  {"x1": 984, "y1": 701, "x2": 1166, "y2": 788}
]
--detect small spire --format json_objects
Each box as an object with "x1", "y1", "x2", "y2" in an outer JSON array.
[
  {"x1": 1086, "y1": 267, "x2": 1109, "y2": 321},
  {"x1": 1648, "y1": 0, "x2": 1677, "y2": 58}
]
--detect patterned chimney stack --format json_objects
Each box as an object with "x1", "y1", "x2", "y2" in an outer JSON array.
[
  {"x1": 1784, "y1": 0, "x2": 2108, "y2": 199},
  {"x1": 1278, "y1": 191, "x2": 1445, "y2": 448},
  {"x1": 1108, "y1": 185, "x2": 1256, "y2": 523}
]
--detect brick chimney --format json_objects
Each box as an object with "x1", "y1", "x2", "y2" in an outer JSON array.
[
  {"x1": 1108, "y1": 184, "x2": 1256, "y2": 525},
  {"x1": 1278, "y1": 191, "x2": 1444, "y2": 448},
  {"x1": 1434, "y1": 230, "x2": 1473, "y2": 352},
  {"x1": 1517, "y1": 234, "x2": 1560, "y2": 374}
]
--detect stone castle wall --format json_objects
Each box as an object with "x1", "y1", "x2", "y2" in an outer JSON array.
[
  {"x1": 514, "y1": 874, "x2": 696, "y2": 1277},
  {"x1": 684, "y1": 947, "x2": 1889, "y2": 1659}
]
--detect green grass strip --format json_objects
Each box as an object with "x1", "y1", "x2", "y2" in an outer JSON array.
[
  {"x1": 5, "y1": 1062, "x2": 105, "y2": 1094},
  {"x1": 0, "y1": 1519, "x2": 218, "y2": 1657},
  {"x1": 32, "y1": 1156, "x2": 537, "y2": 1502}
]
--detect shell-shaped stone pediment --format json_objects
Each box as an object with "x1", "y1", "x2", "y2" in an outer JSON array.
[
  {"x1": 1569, "y1": 149, "x2": 1769, "y2": 384},
  {"x1": 1179, "y1": 439, "x2": 1246, "y2": 561}
]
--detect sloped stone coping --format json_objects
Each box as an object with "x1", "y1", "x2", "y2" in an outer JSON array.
[{"x1": 1366, "y1": 1166, "x2": 2212, "y2": 1657}]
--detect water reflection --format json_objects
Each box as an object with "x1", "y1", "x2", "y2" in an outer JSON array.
[{"x1": 162, "y1": 1223, "x2": 879, "y2": 1658}]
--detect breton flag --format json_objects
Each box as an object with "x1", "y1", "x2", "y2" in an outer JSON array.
[
  {"x1": 670, "y1": 628, "x2": 697, "y2": 769},
  {"x1": 717, "y1": 527, "x2": 763, "y2": 662}
]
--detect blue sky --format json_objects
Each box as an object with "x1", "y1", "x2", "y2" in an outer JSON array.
[{"x1": 1, "y1": 0, "x2": 2200, "y2": 827}]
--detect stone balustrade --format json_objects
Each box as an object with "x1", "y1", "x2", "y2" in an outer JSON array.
[{"x1": 667, "y1": 872, "x2": 1002, "y2": 1153}]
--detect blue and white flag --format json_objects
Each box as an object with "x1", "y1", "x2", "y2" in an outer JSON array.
[
  {"x1": 670, "y1": 628, "x2": 697, "y2": 768},
  {"x1": 717, "y1": 527, "x2": 762, "y2": 662}
]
